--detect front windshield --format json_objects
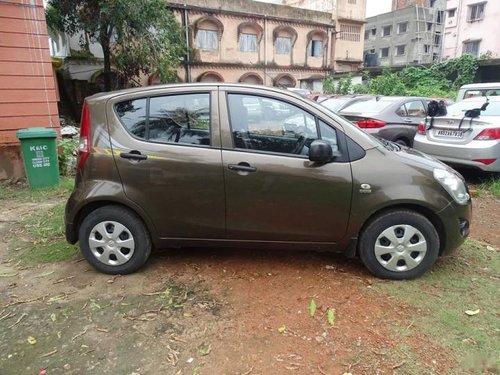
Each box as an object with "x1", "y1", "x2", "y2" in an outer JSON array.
[{"x1": 445, "y1": 99, "x2": 500, "y2": 116}]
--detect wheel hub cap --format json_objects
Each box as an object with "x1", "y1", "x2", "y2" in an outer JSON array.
[
  {"x1": 88, "y1": 221, "x2": 135, "y2": 266},
  {"x1": 374, "y1": 224, "x2": 427, "y2": 272}
]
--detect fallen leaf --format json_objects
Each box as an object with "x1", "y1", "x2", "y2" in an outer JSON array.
[
  {"x1": 198, "y1": 344, "x2": 211, "y2": 356},
  {"x1": 278, "y1": 325, "x2": 287, "y2": 334},
  {"x1": 309, "y1": 299, "x2": 316, "y2": 317},
  {"x1": 327, "y1": 308, "x2": 335, "y2": 326},
  {"x1": 50, "y1": 313, "x2": 56, "y2": 322},
  {"x1": 27, "y1": 336, "x2": 37, "y2": 345},
  {"x1": 465, "y1": 309, "x2": 480, "y2": 316}
]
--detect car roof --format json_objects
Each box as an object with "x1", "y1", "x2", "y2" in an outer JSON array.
[
  {"x1": 85, "y1": 83, "x2": 304, "y2": 102},
  {"x1": 460, "y1": 82, "x2": 500, "y2": 89}
]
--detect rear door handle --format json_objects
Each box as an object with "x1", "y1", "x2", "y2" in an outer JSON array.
[
  {"x1": 403, "y1": 118, "x2": 413, "y2": 123},
  {"x1": 228, "y1": 163, "x2": 257, "y2": 173},
  {"x1": 120, "y1": 150, "x2": 148, "y2": 161}
]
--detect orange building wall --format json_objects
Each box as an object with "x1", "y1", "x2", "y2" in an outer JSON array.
[{"x1": 0, "y1": 0, "x2": 60, "y2": 180}]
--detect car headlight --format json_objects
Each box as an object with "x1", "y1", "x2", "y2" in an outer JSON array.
[{"x1": 433, "y1": 168, "x2": 470, "y2": 205}]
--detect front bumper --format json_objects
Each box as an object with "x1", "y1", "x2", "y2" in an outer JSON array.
[{"x1": 436, "y1": 198, "x2": 472, "y2": 255}]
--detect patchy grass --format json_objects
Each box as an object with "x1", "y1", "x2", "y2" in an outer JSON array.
[
  {"x1": 0, "y1": 177, "x2": 74, "y2": 202},
  {"x1": 477, "y1": 178, "x2": 500, "y2": 198},
  {"x1": 14, "y1": 202, "x2": 79, "y2": 263},
  {"x1": 372, "y1": 240, "x2": 499, "y2": 374},
  {"x1": 6, "y1": 177, "x2": 78, "y2": 264}
]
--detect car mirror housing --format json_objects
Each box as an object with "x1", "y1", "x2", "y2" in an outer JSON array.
[{"x1": 309, "y1": 140, "x2": 334, "y2": 163}]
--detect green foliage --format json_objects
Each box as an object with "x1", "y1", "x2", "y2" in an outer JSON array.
[
  {"x1": 58, "y1": 138, "x2": 78, "y2": 176},
  {"x1": 322, "y1": 76, "x2": 335, "y2": 94},
  {"x1": 46, "y1": 0, "x2": 185, "y2": 89},
  {"x1": 364, "y1": 55, "x2": 479, "y2": 98}
]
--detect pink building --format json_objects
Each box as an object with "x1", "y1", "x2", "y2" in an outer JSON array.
[
  {"x1": 442, "y1": 0, "x2": 500, "y2": 59},
  {"x1": 0, "y1": 0, "x2": 60, "y2": 180}
]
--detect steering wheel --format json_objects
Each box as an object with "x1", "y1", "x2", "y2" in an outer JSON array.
[{"x1": 291, "y1": 135, "x2": 308, "y2": 154}]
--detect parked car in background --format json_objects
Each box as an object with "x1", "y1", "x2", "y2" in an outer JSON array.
[
  {"x1": 339, "y1": 96, "x2": 428, "y2": 147},
  {"x1": 414, "y1": 96, "x2": 500, "y2": 172},
  {"x1": 321, "y1": 95, "x2": 374, "y2": 113},
  {"x1": 457, "y1": 82, "x2": 500, "y2": 102},
  {"x1": 65, "y1": 84, "x2": 471, "y2": 280},
  {"x1": 286, "y1": 87, "x2": 312, "y2": 97}
]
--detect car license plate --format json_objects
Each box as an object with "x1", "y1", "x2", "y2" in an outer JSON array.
[{"x1": 436, "y1": 129, "x2": 464, "y2": 138}]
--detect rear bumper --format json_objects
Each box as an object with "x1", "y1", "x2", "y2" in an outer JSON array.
[
  {"x1": 436, "y1": 199, "x2": 472, "y2": 255},
  {"x1": 414, "y1": 136, "x2": 500, "y2": 172}
]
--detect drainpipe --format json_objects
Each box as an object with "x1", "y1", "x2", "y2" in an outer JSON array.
[
  {"x1": 264, "y1": 16, "x2": 268, "y2": 86},
  {"x1": 183, "y1": 6, "x2": 191, "y2": 83}
]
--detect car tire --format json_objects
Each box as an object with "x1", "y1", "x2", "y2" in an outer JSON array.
[
  {"x1": 394, "y1": 138, "x2": 409, "y2": 147},
  {"x1": 358, "y1": 210, "x2": 439, "y2": 280},
  {"x1": 78, "y1": 205, "x2": 152, "y2": 274}
]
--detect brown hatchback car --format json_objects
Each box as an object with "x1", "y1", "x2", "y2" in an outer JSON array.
[{"x1": 65, "y1": 84, "x2": 472, "y2": 279}]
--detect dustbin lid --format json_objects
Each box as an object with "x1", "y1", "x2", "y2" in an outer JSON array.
[{"x1": 17, "y1": 127, "x2": 58, "y2": 139}]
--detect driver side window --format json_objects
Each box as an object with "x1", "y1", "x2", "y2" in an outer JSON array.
[{"x1": 227, "y1": 93, "x2": 318, "y2": 156}]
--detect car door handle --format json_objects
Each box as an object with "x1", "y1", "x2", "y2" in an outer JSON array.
[
  {"x1": 403, "y1": 118, "x2": 413, "y2": 123},
  {"x1": 228, "y1": 163, "x2": 257, "y2": 173},
  {"x1": 120, "y1": 150, "x2": 148, "y2": 161}
]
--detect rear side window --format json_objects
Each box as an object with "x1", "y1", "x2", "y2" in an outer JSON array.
[
  {"x1": 115, "y1": 93, "x2": 211, "y2": 146},
  {"x1": 115, "y1": 99, "x2": 147, "y2": 138}
]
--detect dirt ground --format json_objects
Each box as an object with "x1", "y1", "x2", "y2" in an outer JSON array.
[{"x1": 0, "y1": 193, "x2": 498, "y2": 375}]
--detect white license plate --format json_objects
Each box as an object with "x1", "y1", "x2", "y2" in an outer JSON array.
[{"x1": 436, "y1": 130, "x2": 464, "y2": 138}]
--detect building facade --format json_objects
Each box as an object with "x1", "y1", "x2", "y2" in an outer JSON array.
[
  {"x1": 167, "y1": 0, "x2": 336, "y2": 92},
  {"x1": 364, "y1": 0, "x2": 446, "y2": 67},
  {"x1": 442, "y1": 0, "x2": 500, "y2": 60},
  {"x1": 0, "y1": 0, "x2": 60, "y2": 181},
  {"x1": 281, "y1": 0, "x2": 367, "y2": 72}
]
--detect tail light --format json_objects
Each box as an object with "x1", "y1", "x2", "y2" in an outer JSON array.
[
  {"x1": 77, "y1": 102, "x2": 91, "y2": 171},
  {"x1": 474, "y1": 128, "x2": 500, "y2": 140},
  {"x1": 417, "y1": 122, "x2": 426, "y2": 135},
  {"x1": 472, "y1": 158, "x2": 497, "y2": 165},
  {"x1": 357, "y1": 118, "x2": 386, "y2": 129}
]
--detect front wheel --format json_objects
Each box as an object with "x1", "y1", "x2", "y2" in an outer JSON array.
[
  {"x1": 78, "y1": 205, "x2": 152, "y2": 274},
  {"x1": 359, "y1": 210, "x2": 440, "y2": 279}
]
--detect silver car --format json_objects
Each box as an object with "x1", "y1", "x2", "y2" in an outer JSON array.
[
  {"x1": 321, "y1": 95, "x2": 374, "y2": 113},
  {"x1": 414, "y1": 96, "x2": 500, "y2": 172},
  {"x1": 339, "y1": 96, "x2": 428, "y2": 147}
]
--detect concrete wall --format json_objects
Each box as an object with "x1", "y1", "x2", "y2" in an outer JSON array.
[
  {"x1": 442, "y1": 0, "x2": 500, "y2": 60},
  {"x1": 0, "y1": 0, "x2": 60, "y2": 181}
]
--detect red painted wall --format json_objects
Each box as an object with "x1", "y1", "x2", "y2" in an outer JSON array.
[{"x1": 0, "y1": 0, "x2": 60, "y2": 180}]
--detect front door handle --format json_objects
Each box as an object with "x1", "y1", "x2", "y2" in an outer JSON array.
[
  {"x1": 120, "y1": 150, "x2": 148, "y2": 161},
  {"x1": 228, "y1": 162, "x2": 257, "y2": 173}
]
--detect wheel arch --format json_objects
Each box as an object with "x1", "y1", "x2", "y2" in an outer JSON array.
[
  {"x1": 356, "y1": 203, "x2": 446, "y2": 256},
  {"x1": 70, "y1": 200, "x2": 158, "y2": 248}
]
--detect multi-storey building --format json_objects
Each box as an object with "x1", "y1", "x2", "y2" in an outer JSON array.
[
  {"x1": 364, "y1": 0, "x2": 446, "y2": 67},
  {"x1": 167, "y1": 0, "x2": 336, "y2": 91},
  {"x1": 281, "y1": 0, "x2": 367, "y2": 72},
  {"x1": 442, "y1": 0, "x2": 500, "y2": 59}
]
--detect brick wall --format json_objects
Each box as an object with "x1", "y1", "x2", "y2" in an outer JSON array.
[{"x1": 0, "y1": 0, "x2": 60, "y2": 180}]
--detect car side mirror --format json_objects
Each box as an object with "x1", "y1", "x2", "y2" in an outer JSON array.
[{"x1": 309, "y1": 140, "x2": 337, "y2": 163}]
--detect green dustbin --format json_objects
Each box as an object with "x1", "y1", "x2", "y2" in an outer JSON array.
[{"x1": 17, "y1": 127, "x2": 59, "y2": 189}]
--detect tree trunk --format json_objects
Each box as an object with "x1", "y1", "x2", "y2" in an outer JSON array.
[{"x1": 100, "y1": 30, "x2": 112, "y2": 92}]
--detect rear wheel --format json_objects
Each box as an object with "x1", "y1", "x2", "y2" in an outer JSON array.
[
  {"x1": 359, "y1": 210, "x2": 439, "y2": 279},
  {"x1": 394, "y1": 138, "x2": 409, "y2": 147},
  {"x1": 78, "y1": 206, "x2": 151, "y2": 274}
]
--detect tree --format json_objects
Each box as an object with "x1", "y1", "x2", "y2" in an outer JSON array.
[{"x1": 46, "y1": 0, "x2": 185, "y2": 91}]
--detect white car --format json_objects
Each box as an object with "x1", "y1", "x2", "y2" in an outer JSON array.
[{"x1": 414, "y1": 96, "x2": 500, "y2": 172}]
